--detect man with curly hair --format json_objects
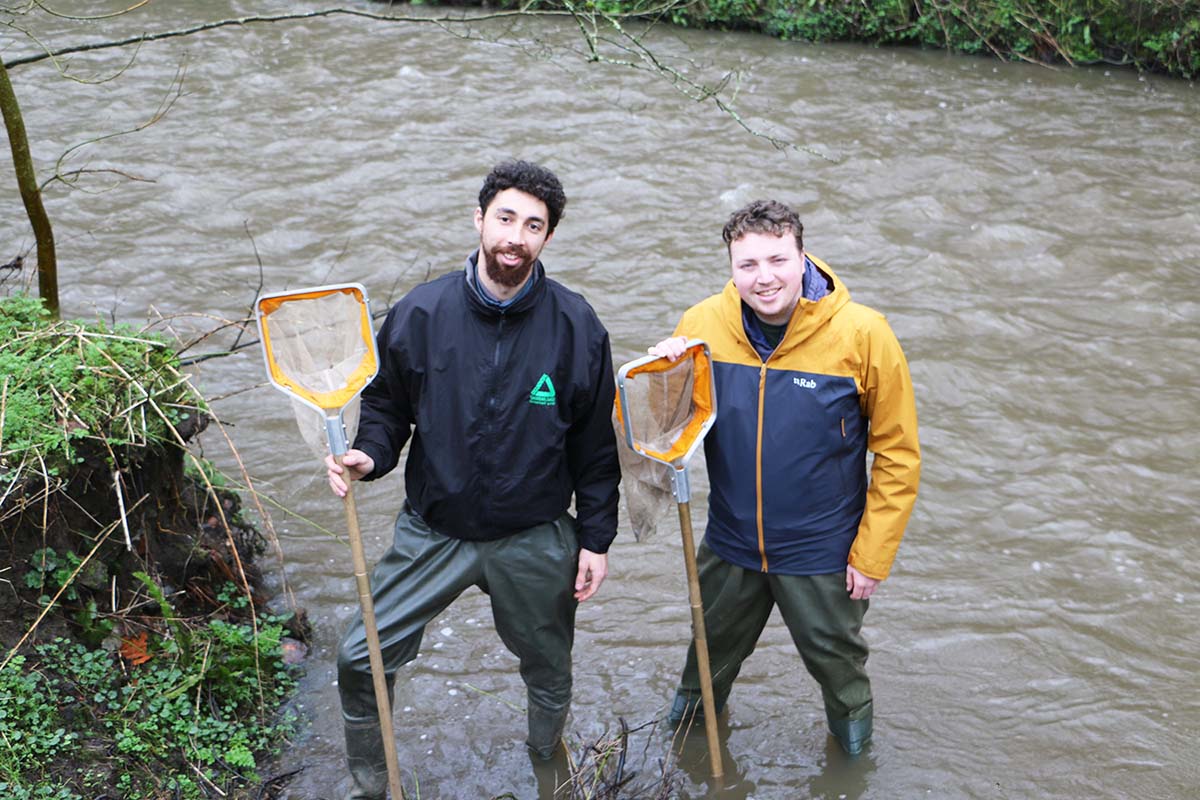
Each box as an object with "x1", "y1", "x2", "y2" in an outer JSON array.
[{"x1": 327, "y1": 160, "x2": 620, "y2": 797}]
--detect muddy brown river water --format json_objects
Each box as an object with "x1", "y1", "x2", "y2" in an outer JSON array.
[{"x1": 3, "y1": 1, "x2": 1198, "y2": 797}]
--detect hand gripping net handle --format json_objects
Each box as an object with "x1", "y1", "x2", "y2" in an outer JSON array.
[
  {"x1": 254, "y1": 283, "x2": 379, "y2": 454},
  {"x1": 615, "y1": 339, "x2": 716, "y2": 472}
]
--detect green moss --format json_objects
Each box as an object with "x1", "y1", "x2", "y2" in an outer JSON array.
[{"x1": 0, "y1": 294, "x2": 205, "y2": 487}]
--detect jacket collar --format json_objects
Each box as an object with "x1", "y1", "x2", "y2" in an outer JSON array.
[
  {"x1": 723, "y1": 253, "x2": 850, "y2": 359},
  {"x1": 463, "y1": 250, "x2": 546, "y2": 316}
]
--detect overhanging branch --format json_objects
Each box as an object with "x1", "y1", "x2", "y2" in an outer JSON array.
[{"x1": 3, "y1": 7, "x2": 573, "y2": 69}]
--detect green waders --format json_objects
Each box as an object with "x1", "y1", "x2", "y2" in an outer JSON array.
[
  {"x1": 671, "y1": 542, "x2": 873, "y2": 755},
  {"x1": 337, "y1": 504, "x2": 580, "y2": 799}
]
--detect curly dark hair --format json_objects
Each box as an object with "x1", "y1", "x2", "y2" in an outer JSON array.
[
  {"x1": 478, "y1": 160, "x2": 567, "y2": 233},
  {"x1": 722, "y1": 199, "x2": 804, "y2": 255}
]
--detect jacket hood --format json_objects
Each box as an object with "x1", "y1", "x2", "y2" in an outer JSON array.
[{"x1": 719, "y1": 254, "x2": 851, "y2": 360}]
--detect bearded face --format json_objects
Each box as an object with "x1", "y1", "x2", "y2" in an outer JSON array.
[
  {"x1": 474, "y1": 188, "x2": 553, "y2": 296},
  {"x1": 480, "y1": 242, "x2": 535, "y2": 288}
]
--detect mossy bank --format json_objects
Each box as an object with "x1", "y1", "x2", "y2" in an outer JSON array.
[{"x1": 0, "y1": 295, "x2": 306, "y2": 800}]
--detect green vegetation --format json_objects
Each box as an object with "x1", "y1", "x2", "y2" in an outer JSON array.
[
  {"x1": 1, "y1": 294, "x2": 303, "y2": 799},
  {"x1": 542, "y1": 0, "x2": 1200, "y2": 79},
  {"x1": 0, "y1": 293, "x2": 201, "y2": 490},
  {"x1": 0, "y1": 621, "x2": 297, "y2": 799}
]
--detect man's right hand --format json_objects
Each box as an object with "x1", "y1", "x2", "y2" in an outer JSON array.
[
  {"x1": 648, "y1": 335, "x2": 688, "y2": 361},
  {"x1": 325, "y1": 449, "x2": 375, "y2": 497}
]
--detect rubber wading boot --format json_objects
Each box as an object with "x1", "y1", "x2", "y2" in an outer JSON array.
[
  {"x1": 343, "y1": 718, "x2": 389, "y2": 800},
  {"x1": 526, "y1": 704, "x2": 569, "y2": 761},
  {"x1": 827, "y1": 704, "x2": 873, "y2": 756},
  {"x1": 667, "y1": 688, "x2": 728, "y2": 727}
]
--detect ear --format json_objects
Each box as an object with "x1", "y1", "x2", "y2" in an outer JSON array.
[
  {"x1": 543, "y1": 229, "x2": 555, "y2": 247},
  {"x1": 473, "y1": 206, "x2": 483, "y2": 233}
]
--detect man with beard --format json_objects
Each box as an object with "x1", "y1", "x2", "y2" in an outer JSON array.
[{"x1": 325, "y1": 160, "x2": 620, "y2": 799}]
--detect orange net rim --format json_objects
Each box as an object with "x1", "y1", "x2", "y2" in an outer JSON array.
[
  {"x1": 256, "y1": 283, "x2": 378, "y2": 411},
  {"x1": 615, "y1": 340, "x2": 714, "y2": 465}
]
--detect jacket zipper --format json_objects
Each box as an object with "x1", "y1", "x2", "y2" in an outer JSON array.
[
  {"x1": 491, "y1": 316, "x2": 505, "y2": 404},
  {"x1": 756, "y1": 362, "x2": 768, "y2": 573},
  {"x1": 481, "y1": 315, "x2": 506, "y2": 510}
]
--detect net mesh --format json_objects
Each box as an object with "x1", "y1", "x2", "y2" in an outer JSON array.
[
  {"x1": 615, "y1": 352, "x2": 709, "y2": 541},
  {"x1": 257, "y1": 287, "x2": 377, "y2": 458},
  {"x1": 288, "y1": 396, "x2": 362, "y2": 459},
  {"x1": 620, "y1": 358, "x2": 698, "y2": 458}
]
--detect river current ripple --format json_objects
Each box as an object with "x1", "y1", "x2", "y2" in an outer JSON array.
[{"x1": 3, "y1": 2, "x2": 1198, "y2": 797}]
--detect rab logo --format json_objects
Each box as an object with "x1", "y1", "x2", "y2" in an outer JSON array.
[
  {"x1": 529, "y1": 373, "x2": 557, "y2": 406},
  {"x1": 793, "y1": 376, "x2": 816, "y2": 389}
]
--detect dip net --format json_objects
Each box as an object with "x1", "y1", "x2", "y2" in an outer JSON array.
[
  {"x1": 253, "y1": 282, "x2": 405, "y2": 797},
  {"x1": 614, "y1": 339, "x2": 724, "y2": 777},
  {"x1": 254, "y1": 284, "x2": 378, "y2": 456},
  {"x1": 614, "y1": 341, "x2": 715, "y2": 539}
]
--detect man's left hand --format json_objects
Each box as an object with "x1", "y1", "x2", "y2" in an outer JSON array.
[
  {"x1": 574, "y1": 549, "x2": 608, "y2": 602},
  {"x1": 846, "y1": 564, "x2": 880, "y2": 600}
]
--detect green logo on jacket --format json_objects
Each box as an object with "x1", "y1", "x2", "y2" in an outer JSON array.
[{"x1": 529, "y1": 373, "x2": 556, "y2": 406}]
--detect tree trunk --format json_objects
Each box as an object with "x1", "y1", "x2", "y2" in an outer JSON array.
[{"x1": 0, "y1": 59, "x2": 58, "y2": 319}]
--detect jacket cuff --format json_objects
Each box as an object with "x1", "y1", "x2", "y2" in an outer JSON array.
[
  {"x1": 577, "y1": 529, "x2": 613, "y2": 554},
  {"x1": 848, "y1": 551, "x2": 890, "y2": 581}
]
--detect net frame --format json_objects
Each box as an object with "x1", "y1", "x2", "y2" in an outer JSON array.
[
  {"x1": 254, "y1": 282, "x2": 379, "y2": 455},
  {"x1": 615, "y1": 340, "x2": 716, "y2": 502}
]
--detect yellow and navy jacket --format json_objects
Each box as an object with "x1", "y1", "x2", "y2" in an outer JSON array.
[{"x1": 674, "y1": 255, "x2": 920, "y2": 580}]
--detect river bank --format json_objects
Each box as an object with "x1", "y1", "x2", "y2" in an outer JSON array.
[
  {"x1": 423, "y1": 0, "x2": 1199, "y2": 79},
  {"x1": 0, "y1": 294, "x2": 307, "y2": 799}
]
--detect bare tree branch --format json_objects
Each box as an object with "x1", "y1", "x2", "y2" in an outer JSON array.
[
  {"x1": 31, "y1": 0, "x2": 151, "y2": 22},
  {"x1": 41, "y1": 62, "x2": 185, "y2": 194},
  {"x1": 6, "y1": 4, "x2": 833, "y2": 164},
  {"x1": 231, "y1": 221, "x2": 266, "y2": 356},
  {"x1": 3, "y1": 16, "x2": 149, "y2": 85},
  {"x1": 2, "y1": 7, "x2": 577, "y2": 69},
  {"x1": 38, "y1": 167, "x2": 154, "y2": 192}
]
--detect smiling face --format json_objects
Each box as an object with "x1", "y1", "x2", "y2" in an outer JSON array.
[
  {"x1": 474, "y1": 187, "x2": 553, "y2": 298},
  {"x1": 729, "y1": 230, "x2": 806, "y2": 326}
]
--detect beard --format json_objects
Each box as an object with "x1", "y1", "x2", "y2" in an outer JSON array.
[{"x1": 480, "y1": 244, "x2": 535, "y2": 288}]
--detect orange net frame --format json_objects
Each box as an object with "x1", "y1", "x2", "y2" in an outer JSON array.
[
  {"x1": 256, "y1": 285, "x2": 378, "y2": 411},
  {"x1": 615, "y1": 341, "x2": 714, "y2": 467},
  {"x1": 254, "y1": 283, "x2": 379, "y2": 456}
]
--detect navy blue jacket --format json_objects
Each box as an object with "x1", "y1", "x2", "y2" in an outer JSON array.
[
  {"x1": 673, "y1": 256, "x2": 919, "y2": 578},
  {"x1": 353, "y1": 255, "x2": 621, "y2": 553}
]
